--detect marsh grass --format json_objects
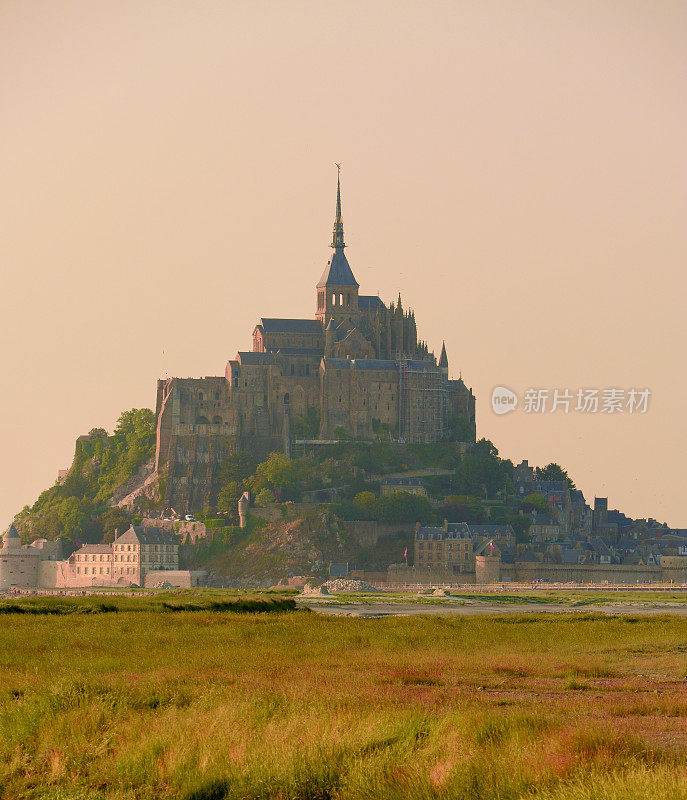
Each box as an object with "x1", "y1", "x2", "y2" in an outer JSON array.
[
  {"x1": 0, "y1": 604, "x2": 686, "y2": 799},
  {"x1": 0, "y1": 594, "x2": 297, "y2": 616}
]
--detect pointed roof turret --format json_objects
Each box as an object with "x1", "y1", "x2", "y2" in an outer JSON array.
[
  {"x1": 317, "y1": 165, "x2": 358, "y2": 288},
  {"x1": 2, "y1": 524, "x2": 21, "y2": 552},
  {"x1": 439, "y1": 341, "x2": 448, "y2": 369}
]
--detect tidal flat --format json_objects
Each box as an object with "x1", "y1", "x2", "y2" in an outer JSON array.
[{"x1": 1, "y1": 594, "x2": 686, "y2": 799}]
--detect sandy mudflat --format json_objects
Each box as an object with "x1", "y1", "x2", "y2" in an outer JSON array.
[{"x1": 298, "y1": 598, "x2": 687, "y2": 618}]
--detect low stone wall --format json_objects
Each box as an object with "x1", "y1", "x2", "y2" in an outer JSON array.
[
  {"x1": 143, "y1": 570, "x2": 208, "y2": 588},
  {"x1": 514, "y1": 562, "x2": 663, "y2": 584},
  {"x1": 382, "y1": 560, "x2": 687, "y2": 587}
]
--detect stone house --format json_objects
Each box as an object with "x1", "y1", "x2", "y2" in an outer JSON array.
[
  {"x1": 530, "y1": 513, "x2": 561, "y2": 543},
  {"x1": 113, "y1": 526, "x2": 179, "y2": 586},
  {"x1": 414, "y1": 522, "x2": 474, "y2": 575},
  {"x1": 71, "y1": 544, "x2": 113, "y2": 582}
]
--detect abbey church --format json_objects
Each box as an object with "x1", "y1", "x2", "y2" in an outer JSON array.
[{"x1": 155, "y1": 174, "x2": 476, "y2": 511}]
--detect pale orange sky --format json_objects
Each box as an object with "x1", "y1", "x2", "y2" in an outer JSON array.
[{"x1": 1, "y1": 1, "x2": 685, "y2": 527}]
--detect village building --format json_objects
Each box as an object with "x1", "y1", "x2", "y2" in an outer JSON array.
[
  {"x1": 71, "y1": 544, "x2": 113, "y2": 582},
  {"x1": 112, "y1": 527, "x2": 180, "y2": 586},
  {"x1": 529, "y1": 513, "x2": 561, "y2": 543}
]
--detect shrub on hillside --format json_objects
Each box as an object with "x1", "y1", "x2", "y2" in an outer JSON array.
[
  {"x1": 13, "y1": 409, "x2": 156, "y2": 544},
  {"x1": 255, "y1": 488, "x2": 276, "y2": 507}
]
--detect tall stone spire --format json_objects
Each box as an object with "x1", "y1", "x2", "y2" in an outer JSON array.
[
  {"x1": 439, "y1": 341, "x2": 448, "y2": 370},
  {"x1": 331, "y1": 163, "x2": 345, "y2": 250},
  {"x1": 318, "y1": 165, "x2": 358, "y2": 290}
]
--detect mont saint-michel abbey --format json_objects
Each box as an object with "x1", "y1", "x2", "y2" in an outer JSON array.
[{"x1": 155, "y1": 175, "x2": 476, "y2": 511}]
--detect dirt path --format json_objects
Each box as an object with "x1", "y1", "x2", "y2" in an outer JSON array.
[{"x1": 298, "y1": 599, "x2": 687, "y2": 618}]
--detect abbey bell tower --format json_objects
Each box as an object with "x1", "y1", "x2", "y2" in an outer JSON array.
[{"x1": 316, "y1": 167, "x2": 359, "y2": 327}]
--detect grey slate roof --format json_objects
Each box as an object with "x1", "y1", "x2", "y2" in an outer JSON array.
[
  {"x1": 468, "y1": 524, "x2": 515, "y2": 538},
  {"x1": 5, "y1": 524, "x2": 20, "y2": 539},
  {"x1": 416, "y1": 526, "x2": 444, "y2": 540},
  {"x1": 446, "y1": 522, "x2": 471, "y2": 536},
  {"x1": 322, "y1": 358, "x2": 351, "y2": 369},
  {"x1": 358, "y1": 295, "x2": 386, "y2": 311},
  {"x1": 117, "y1": 526, "x2": 178, "y2": 545},
  {"x1": 444, "y1": 523, "x2": 471, "y2": 540},
  {"x1": 404, "y1": 359, "x2": 439, "y2": 371},
  {"x1": 532, "y1": 514, "x2": 558, "y2": 526},
  {"x1": 259, "y1": 318, "x2": 323, "y2": 334},
  {"x1": 317, "y1": 250, "x2": 359, "y2": 288},
  {"x1": 351, "y1": 359, "x2": 397, "y2": 371},
  {"x1": 272, "y1": 348, "x2": 323, "y2": 357},
  {"x1": 237, "y1": 351, "x2": 271, "y2": 365},
  {"x1": 75, "y1": 544, "x2": 113, "y2": 555},
  {"x1": 537, "y1": 481, "x2": 567, "y2": 493}
]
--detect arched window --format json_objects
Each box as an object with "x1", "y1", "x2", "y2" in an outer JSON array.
[
  {"x1": 212, "y1": 415, "x2": 222, "y2": 424},
  {"x1": 283, "y1": 393, "x2": 290, "y2": 405},
  {"x1": 195, "y1": 416, "x2": 209, "y2": 424},
  {"x1": 198, "y1": 392, "x2": 204, "y2": 402}
]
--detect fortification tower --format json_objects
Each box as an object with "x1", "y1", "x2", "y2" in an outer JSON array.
[
  {"x1": 315, "y1": 167, "x2": 359, "y2": 327},
  {"x1": 0, "y1": 524, "x2": 39, "y2": 590}
]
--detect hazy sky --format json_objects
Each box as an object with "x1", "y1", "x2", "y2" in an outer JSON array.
[{"x1": 2, "y1": 1, "x2": 685, "y2": 527}]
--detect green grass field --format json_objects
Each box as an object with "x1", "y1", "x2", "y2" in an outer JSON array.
[{"x1": 1, "y1": 595, "x2": 686, "y2": 799}]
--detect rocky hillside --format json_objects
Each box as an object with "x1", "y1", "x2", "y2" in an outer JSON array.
[
  {"x1": 185, "y1": 504, "x2": 412, "y2": 587},
  {"x1": 188, "y1": 506, "x2": 356, "y2": 586},
  {"x1": 12, "y1": 409, "x2": 159, "y2": 544}
]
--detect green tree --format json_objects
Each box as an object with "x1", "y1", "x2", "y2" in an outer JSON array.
[
  {"x1": 441, "y1": 495, "x2": 484, "y2": 523},
  {"x1": 292, "y1": 408, "x2": 320, "y2": 439},
  {"x1": 455, "y1": 439, "x2": 509, "y2": 499},
  {"x1": 374, "y1": 492, "x2": 435, "y2": 524},
  {"x1": 255, "y1": 488, "x2": 276, "y2": 507},
  {"x1": 248, "y1": 453, "x2": 304, "y2": 500},
  {"x1": 536, "y1": 463, "x2": 576, "y2": 490},
  {"x1": 99, "y1": 507, "x2": 133, "y2": 543},
  {"x1": 56, "y1": 497, "x2": 90, "y2": 543},
  {"x1": 217, "y1": 481, "x2": 242, "y2": 519},
  {"x1": 218, "y1": 452, "x2": 258, "y2": 486},
  {"x1": 447, "y1": 414, "x2": 475, "y2": 443},
  {"x1": 353, "y1": 491, "x2": 377, "y2": 519},
  {"x1": 510, "y1": 515, "x2": 532, "y2": 543},
  {"x1": 521, "y1": 493, "x2": 548, "y2": 513}
]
